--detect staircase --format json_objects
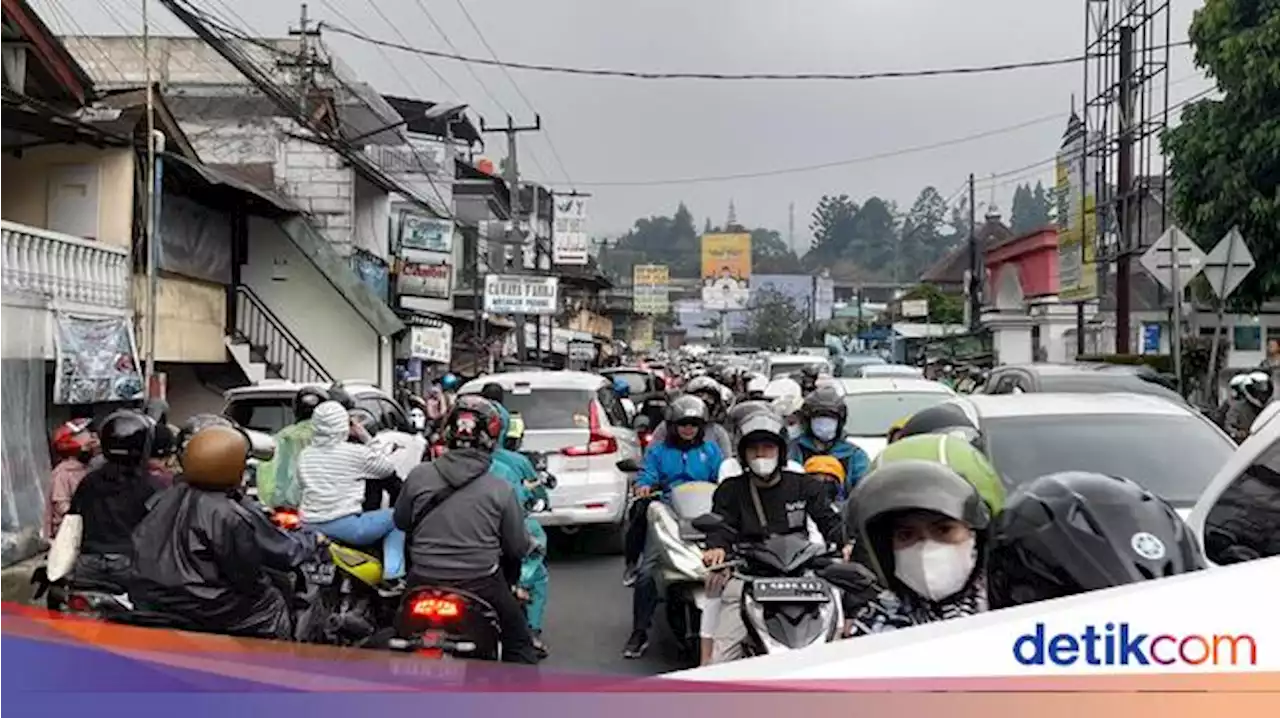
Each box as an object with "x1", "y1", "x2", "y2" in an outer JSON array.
[{"x1": 226, "y1": 285, "x2": 333, "y2": 385}]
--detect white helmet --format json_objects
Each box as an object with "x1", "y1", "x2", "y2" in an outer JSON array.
[{"x1": 746, "y1": 373, "x2": 769, "y2": 395}]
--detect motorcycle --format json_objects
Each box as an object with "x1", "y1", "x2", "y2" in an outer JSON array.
[
  {"x1": 647, "y1": 482, "x2": 715, "y2": 662},
  {"x1": 691, "y1": 513, "x2": 843, "y2": 656}
]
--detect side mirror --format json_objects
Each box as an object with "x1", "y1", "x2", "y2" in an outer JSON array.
[
  {"x1": 616, "y1": 458, "x2": 641, "y2": 473},
  {"x1": 245, "y1": 429, "x2": 277, "y2": 462},
  {"x1": 691, "y1": 512, "x2": 727, "y2": 534}
]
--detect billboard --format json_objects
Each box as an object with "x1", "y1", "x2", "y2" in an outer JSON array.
[
  {"x1": 701, "y1": 233, "x2": 752, "y2": 311},
  {"x1": 483, "y1": 275, "x2": 560, "y2": 315},
  {"x1": 552, "y1": 194, "x2": 589, "y2": 265},
  {"x1": 1056, "y1": 115, "x2": 1099, "y2": 302},
  {"x1": 633, "y1": 263, "x2": 670, "y2": 315}
]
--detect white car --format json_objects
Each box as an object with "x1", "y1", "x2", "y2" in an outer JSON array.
[
  {"x1": 955, "y1": 393, "x2": 1237, "y2": 515},
  {"x1": 858, "y1": 364, "x2": 924, "y2": 379},
  {"x1": 1186, "y1": 406, "x2": 1280, "y2": 566},
  {"x1": 763, "y1": 353, "x2": 833, "y2": 381},
  {"x1": 832, "y1": 377, "x2": 957, "y2": 460},
  {"x1": 458, "y1": 371, "x2": 641, "y2": 553}
]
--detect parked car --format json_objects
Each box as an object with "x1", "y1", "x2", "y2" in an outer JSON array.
[
  {"x1": 457, "y1": 371, "x2": 641, "y2": 553},
  {"x1": 834, "y1": 354, "x2": 887, "y2": 378},
  {"x1": 830, "y1": 377, "x2": 956, "y2": 459},
  {"x1": 955, "y1": 393, "x2": 1236, "y2": 515},
  {"x1": 763, "y1": 353, "x2": 833, "y2": 380},
  {"x1": 1187, "y1": 408, "x2": 1280, "y2": 567},
  {"x1": 222, "y1": 379, "x2": 413, "y2": 435},
  {"x1": 982, "y1": 363, "x2": 1185, "y2": 404}
]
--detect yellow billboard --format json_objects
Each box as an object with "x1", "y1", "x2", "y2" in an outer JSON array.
[
  {"x1": 633, "y1": 264, "x2": 670, "y2": 315},
  {"x1": 700, "y1": 233, "x2": 752, "y2": 311},
  {"x1": 1056, "y1": 120, "x2": 1099, "y2": 302}
]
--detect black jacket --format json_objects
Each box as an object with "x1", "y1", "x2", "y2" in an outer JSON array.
[
  {"x1": 706, "y1": 470, "x2": 844, "y2": 551},
  {"x1": 129, "y1": 483, "x2": 315, "y2": 635},
  {"x1": 70, "y1": 463, "x2": 161, "y2": 555}
]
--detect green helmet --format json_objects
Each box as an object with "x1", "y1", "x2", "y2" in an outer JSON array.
[{"x1": 872, "y1": 433, "x2": 1007, "y2": 515}]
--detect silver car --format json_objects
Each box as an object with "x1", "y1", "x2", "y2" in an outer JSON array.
[{"x1": 459, "y1": 371, "x2": 641, "y2": 553}]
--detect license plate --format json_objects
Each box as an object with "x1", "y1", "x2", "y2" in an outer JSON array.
[
  {"x1": 751, "y1": 578, "x2": 829, "y2": 602},
  {"x1": 304, "y1": 563, "x2": 336, "y2": 586}
]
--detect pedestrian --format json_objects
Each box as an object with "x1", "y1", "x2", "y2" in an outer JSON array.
[{"x1": 44, "y1": 418, "x2": 98, "y2": 540}]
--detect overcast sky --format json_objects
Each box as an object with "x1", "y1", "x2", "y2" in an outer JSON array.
[{"x1": 38, "y1": 0, "x2": 1210, "y2": 250}]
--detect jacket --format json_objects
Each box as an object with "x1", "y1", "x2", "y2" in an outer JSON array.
[
  {"x1": 705, "y1": 470, "x2": 843, "y2": 551},
  {"x1": 649, "y1": 421, "x2": 734, "y2": 457},
  {"x1": 844, "y1": 570, "x2": 988, "y2": 637},
  {"x1": 256, "y1": 419, "x2": 314, "y2": 509},
  {"x1": 129, "y1": 483, "x2": 316, "y2": 637},
  {"x1": 45, "y1": 457, "x2": 90, "y2": 539},
  {"x1": 70, "y1": 463, "x2": 161, "y2": 555},
  {"x1": 491, "y1": 403, "x2": 538, "y2": 483},
  {"x1": 297, "y1": 403, "x2": 398, "y2": 523},
  {"x1": 636, "y1": 435, "x2": 723, "y2": 493},
  {"x1": 394, "y1": 448, "x2": 533, "y2": 582},
  {"x1": 788, "y1": 435, "x2": 870, "y2": 499}
]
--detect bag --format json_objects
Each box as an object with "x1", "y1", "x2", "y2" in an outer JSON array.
[
  {"x1": 409, "y1": 480, "x2": 462, "y2": 533},
  {"x1": 47, "y1": 514, "x2": 83, "y2": 582}
]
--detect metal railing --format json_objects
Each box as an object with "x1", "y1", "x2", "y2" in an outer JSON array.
[
  {"x1": 234, "y1": 285, "x2": 332, "y2": 385},
  {"x1": 1, "y1": 220, "x2": 131, "y2": 308}
]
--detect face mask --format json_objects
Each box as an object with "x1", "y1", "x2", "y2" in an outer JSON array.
[
  {"x1": 787, "y1": 424, "x2": 803, "y2": 440},
  {"x1": 893, "y1": 536, "x2": 976, "y2": 602},
  {"x1": 747, "y1": 456, "x2": 778, "y2": 477},
  {"x1": 811, "y1": 417, "x2": 839, "y2": 442}
]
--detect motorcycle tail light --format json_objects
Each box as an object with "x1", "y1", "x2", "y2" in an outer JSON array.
[
  {"x1": 271, "y1": 509, "x2": 302, "y2": 530},
  {"x1": 410, "y1": 596, "x2": 463, "y2": 621},
  {"x1": 66, "y1": 594, "x2": 91, "y2": 612}
]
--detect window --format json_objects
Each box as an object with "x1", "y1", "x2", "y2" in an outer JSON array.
[
  {"x1": 374, "y1": 398, "x2": 412, "y2": 433},
  {"x1": 989, "y1": 374, "x2": 1018, "y2": 394},
  {"x1": 842, "y1": 392, "x2": 953, "y2": 436},
  {"x1": 498, "y1": 389, "x2": 595, "y2": 431},
  {"x1": 597, "y1": 387, "x2": 630, "y2": 427},
  {"x1": 224, "y1": 398, "x2": 295, "y2": 434},
  {"x1": 1234, "y1": 325, "x2": 1262, "y2": 351},
  {"x1": 982, "y1": 414, "x2": 1235, "y2": 505},
  {"x1": 1203, "y1": 440, "x2": 1280, "y2": 566},
  {"x1": 606, "y1": 371, "x2": 651, "y2": 396}
]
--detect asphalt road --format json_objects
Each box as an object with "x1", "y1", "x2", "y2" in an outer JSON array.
[{"x1": 538, "y1": 540, "x2": 687, "y2": 677}]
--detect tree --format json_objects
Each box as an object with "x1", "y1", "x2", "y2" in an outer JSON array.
[
  {"x1": 1162, "y1": 0, "x2": 1280, "y2": 308},
  {"x1": 809, "y1": 194, "x2": 859, "y2": 260},
  {"x1": 1030, "y1": 182, "x2": 1052, "y2": 226},
  {"x1": 750, "y1": 228, "x2": 802, "y2": 273},
  {"x1": 900, "y1": 186, "x2": 951, "y2": 280},
  {"x1": 743, "y1": 287, "x2": 807, "y2": 350},
  {"x1": 847, "y1": 196, "x2": 899, "y2": 271},
  {"x1": 900, "y1": 283, "x2": 965, "y2": 324},
  {"x1": 1010, "y1": 183, "x2": 1035, "y2": 233}
]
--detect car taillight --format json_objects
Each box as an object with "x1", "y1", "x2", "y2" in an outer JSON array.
[
  {"x1": 410, "y1": 596, "x2": 462, "y2": 620},
  {"x1": 562, "y1": 401, "x2": 618, "y2": 457},
  {"x1": 272, "y1": 509, "x2": 302, "y2": 530},
  {"x1": 430, "y1": 443, "x2": 446, "y2": 459}
]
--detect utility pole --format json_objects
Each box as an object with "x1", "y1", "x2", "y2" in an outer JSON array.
[
  {"x1": 481, "y1": 114, "x2": 542, "y2": 364},
  {"x1": 143, "y1": 0, "x2": 157, "y2": 391},
  {"x1": 1114, "y1": 25, "x2": 1136, "y2": 354},
  {"x1": 283, "y1": 3, "x2": 324, "y2": 117},
  {"x1": 967, "y1": 173, "x2": 980, "y2": 333},
  {"x1": 787, "y1": 201, "x2": 795, "y2": 256}
]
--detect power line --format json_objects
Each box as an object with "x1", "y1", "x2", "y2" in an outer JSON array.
[
  {"x1": 350, "y1": 0, "x2": 461, "y2": 99},
  {"x1": 320, "y1": 23, "x2": 1191, "y2": 83}
]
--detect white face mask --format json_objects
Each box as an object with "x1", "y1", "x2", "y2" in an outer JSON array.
[
  {"x1": 787, "y1": 424, "x2": 803, "y2": 440},
  {"x1": 747, "y1": 456, "x2": 778, "y2": 477},
  {"x1": 893, "y1": 536, "x2": 977, "y2": 602},
  {"x1": 811, "y1": 417, "x2": 839, "y2": 442}
]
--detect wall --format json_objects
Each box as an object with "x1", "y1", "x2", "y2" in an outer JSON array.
[
  {"x1": 352, "y1": 173, "x2": 390, "y2": 260},
  {"x1": 242, "y1": 217, "x2": 384, "y2": 384},
  {"x1": 277, "y1": 135, "x2": 355, "y2": 255},
  {"x1": 0, "y1": 145, "x2": 134, "y2": 248},
  {"x1": 133, "y1": 275, "x2": 227, "y2": 362},
  {"x1": 160, "y1": 363, "x2": 227, "y2": 422}
]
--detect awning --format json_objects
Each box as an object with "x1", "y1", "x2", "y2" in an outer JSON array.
[{"x1": 162, "y1": 152, "x2": 298, "y2": 217}]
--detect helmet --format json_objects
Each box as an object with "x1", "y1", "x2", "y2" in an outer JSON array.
[
  {"x1": 348, "y1": 407, "x2": 381, "y2": 437},
  {"x1": 727, "y1": 400, "x2": 774, "y2": 434},
  {"x1": 441, "y1": 373, "x2": 461, "y2": 391},
  {"x1": 1241, "y1": 371, "x2": 1273, "y2": 408},
  {"x1": 612, "y1": 377, "x2": 631, "y2": 398},
  {"x1": 51, "y1": 419, "x2": 95, "y2": 459},
  {"x1": 845, "y1": 459, "x2": 991, "y2": 586},
  {"x1": 801, "y1": 385, "x2": 847, "y2": 428},
  {"x1": 504, "y1": 412, "x2": 526, "y2": 451},
  {"x1": 442, "y1": 395, "x2": 503, "y2": 452},
  {"x1": 873, "y1": 433, "x2": 1006, "y2": 514},
  {"x1": 326, "y1": 385, "x2": 356, "y2": 411},
  {"x1": 886, "y1": 415, "x2": 912, "y2": 443},
  {"x1": 1228, "y1": 372, "x2": 1250, "y2": 399},
  {"x1": 735, "y1": 411, "x2": 788, "y2": 466},
  {"x1": 897, "y1": 401, "x2": 981, "y2": 447},
  {"x1": 181, "y1": 425, "x2": 250, "y2": 491},
  {"x1": 771, "y1": 394, "x2": 804, "y2": 420},
  {"x1": 177, "y1": 414, "x2": 238, "y2": 453},
  {"x1": 668, "y1": 394, "x2": 709, "y2": 424},
  {"x1": 98, "y1": 410, "x2": 155, "y2": 464},
  {"x1": 801, "y1": 364, "x2": 822, "y2": 380},
  {"x1": 804, "y1": 455, "x2": 846, "y2": 484},
  {"x1": 987, "y1": 472, "x2": 1205, "y2": 609},
  {"x1": 745, "y1": 373, "x2": 769, "y2": 397},
  {"x1": 151, "y1": 421, "x2": 178, "y2": 459},
  {"x1": 294, "y1": 386, "x2": 328, "y2": 422}
]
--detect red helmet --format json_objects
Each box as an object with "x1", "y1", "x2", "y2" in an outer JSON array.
[{"x1": 51, "y1": 419, "x2": 95, "y2": 458}]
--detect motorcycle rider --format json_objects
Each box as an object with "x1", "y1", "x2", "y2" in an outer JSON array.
[
  {"x1": 297, "y1": 401, "x2": 406, "y2": 584},
  {"x1": 645, "y1": 382, "x2": 734, "y2": 458},
  {"x1": 872, "y1": 433, "x2": 1005, "y2": 515},
  {"x1": 839, "y1": 460, "x2": 991, "y2": 636},
  {"x1": 256, "y1": 386, "x2": 334, "y2": 509},
  {"x1": 64, "y1": 410, "x2": 165, "y2": 586},
  {"x1": 787, "y1": 385, "x2": 870, "y2": 499},
  {"x1": 613, "y1": 377, "x2": 637, "y2": 420},
  {"x1": 803, "y1": 455, "x2": 847, "y2": 504},
  {"x1": 743, "y1": 373, "x2": 769, "y2": 402},
  {"x1": 426, "y1": 373, "x2": 461, "y2": 432},
  {"x1": 130, "y1": 425, "x2": 319, "y2": 639},
  {"x1": 44, "y1": 418, "x2": 99, "y2": 540},
  {"x1": 894, "y1": 401, "x2": 982, "y2": 446},
  {"x1": 797, "y1": 365, "x2": 821, "y2": 395},
  {"x1": 1225, "y1": 371, "x2": 1273, "y2": 442},
  {"x1": 394, "y1": 395, "x2": 539, "y2": 664},
  {"x1": 987, "y1": 471, "x2": 1205, "y2": 609},
  {"x1": 702, "y1": 412, "x2": 847, "y2": 664},
  {"x1": 623, "y1": 395, "x2": 723, "y2": 658}
]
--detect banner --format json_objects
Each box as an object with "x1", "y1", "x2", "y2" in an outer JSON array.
[
  {"x1": 701, "y1": 233, "x2": 752, "y2": 311},
  {"x1": 1057, "y1": 115, "x2": 1099, "y2": 302},
  {"x1": 553, "y1": 194, "x2": 589, "y2": 265},
  {"x1": 407, "y1": 323, "x2": 452, "y2": 363},
  {"x1": 52, "y1": 312, "x2": 145, "y2": 405},
  {"x1": 398, "y1": 211, "x2": 454, "y2": 254},
  {"x1": 633, "y1": 263, "x2": 670, "y2": 315},
  {"x1": 350, "y1": 249, "x2": 391, "y2": 303},
  {"x1": 397, "y1": 261, "x2": 452, "y2": 300},
  {"x1": 484, "y1": 274, "x2": 560, "y2": 315}
]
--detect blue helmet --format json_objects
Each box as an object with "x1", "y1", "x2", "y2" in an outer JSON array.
[
  {"x1": 612, "y1": 377, "x2": 630, "y2": 397},
  {"x1": 441, "y1": 373, "x2": 460, "y2": 391}
]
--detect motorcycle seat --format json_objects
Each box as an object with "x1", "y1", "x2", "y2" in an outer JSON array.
[{"x1": 67, "y1": 578, "x2": 129, "y2": 595}]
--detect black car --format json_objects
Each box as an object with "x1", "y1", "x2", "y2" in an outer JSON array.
[{"x1": 982, "y1": 363, "x2": 1185, "y2": 404}]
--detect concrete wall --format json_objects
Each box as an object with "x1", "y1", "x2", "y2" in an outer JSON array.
[
  {"x1": 353, "y1": 172, "x2": 390, "y2": 260},
  {"x1": 0, "y1": 145, "x2": 135, "y2": 248},
  {"x1": 133, "y1": 275, "x2": 227, "y2": 363},
  {"x1": 278, "y1": 135, "x2": 356, "y2": 255},
  {"x1": 243, "y1": 217, "x2": 387, "y2": 385}
]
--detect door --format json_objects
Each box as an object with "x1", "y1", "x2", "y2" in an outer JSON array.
[{"x1": 1187, "y1": 420, "x2": 1280, "y2": 566}]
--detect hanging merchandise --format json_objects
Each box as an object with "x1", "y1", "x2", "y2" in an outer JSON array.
[{"x1": 53, "y1": 312, "x2": 145, "y2": 405}]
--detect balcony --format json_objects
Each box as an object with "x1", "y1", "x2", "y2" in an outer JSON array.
[{"x1": 2, "y1": 220, "x2": 131, "y2": 310}]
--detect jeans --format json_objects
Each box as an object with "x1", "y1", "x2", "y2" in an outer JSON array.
[
  {"x1": 625, "y1": 497, "x2": 655, "y2": 566},
  {"x1": 630, "y1": 528, "x2": 662, "y2": 634},
  {"x1": 309, "y1": 509, "x2": 405, "y2": 581}
]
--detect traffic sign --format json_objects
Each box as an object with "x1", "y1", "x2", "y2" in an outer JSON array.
[
  {"x1": 1139, "y1": 226, "x2": 1205, "y2": 294},
  {"x1": 1200, "y1": 226, "x2": 1254, "y2": 300}
]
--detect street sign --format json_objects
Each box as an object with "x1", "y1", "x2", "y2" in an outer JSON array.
[
  {"x1": 1139, "y1": 227, "x2": 1205, "y2": 294},
  {"x1": 1200, "y1": 227, "x2": 1254, "y2": 300},
  {"x1": 901, "y1": 299, "x2": 929, "y2": 318}
]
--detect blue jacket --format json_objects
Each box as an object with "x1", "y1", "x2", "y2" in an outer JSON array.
[
  {"x1": 788, "y1": 434, "x2": 870, "y2": 499},
  {"x1": 491, "y1": 404, "x2": 538, "y2": 483},
  {"x1": 637, "y1": 437, "x2": 723, "y2": 492}
]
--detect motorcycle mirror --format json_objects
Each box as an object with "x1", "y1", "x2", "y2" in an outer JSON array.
[
  {"x1": 541, "y1": 472, "x2": 558, "y2": 490},
  {"x1": 691, "y1": 512, "x2": 727, "y2": 534},
  {"x1": 245, "y1": 429, "x2": 277, "y2": 462},
  {"x1": 616, "y1": 458, "x2": 641, "y2": 473}
]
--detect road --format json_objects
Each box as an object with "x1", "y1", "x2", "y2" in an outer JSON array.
[{"x1": 539, "y1": 544, "x2": 686, "y2": 677}]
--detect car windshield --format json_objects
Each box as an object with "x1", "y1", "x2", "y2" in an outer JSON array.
[
  {"x1": 1038, "y1": 374, "x2": 1184, "y2": 402},
  {"x1": 843, "y1": 392, "x2": 954, "y2": 436},
  {"x1": 494, "y1": 388, "x2": 596, "y2": 431},
  {"x1": 225, "y1": 398, "x2": 295, "y2": 434},
  {"x1": 770, "y1": 360, "x2": 829, "y2": 379},
  {"x1": 605, "y1": 371, "x2": 650, "y2": 396},
  {"x1": 982, "y1": 414, "x2": 1234, "y2": 505}
]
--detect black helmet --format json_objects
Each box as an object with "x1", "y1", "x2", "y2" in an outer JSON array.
[
  {"x1": 442, "y1": 395, "x2": 503, "y2": 453},
  {"x1": 801, "y1": 385, "x2": 847, "y2": 427},
  {"x1": 685, "y1": 376, "x2": 724, "y2": 411},
  {"x1": 294, "y1": 386, "x2": 328, "y2": 421},
  {"x1": 178, "y1": 414, "x2": 238, "y2": 452},
  {"x1": 668, "y1": 394, "x2": 709, "y2": 425},
  {"x1": 98, "y1": 409, "x2": 155, "y2": 464},
  {"x1": 735, "y1": 411, "x2": 787, "y2": 466},
  {"x1": 801, "y1": 364, "x2": 822, "y2": 380},
  {"x1": 897, "y1": 401, "x2": 981, "y2": 446},
  {"x1": 151, "y1": 421, "x2": 178, "y2": 458},
  {"x1": 845, "y1": 459, "x2": 991, "y2": 586},
  {"x1": 327, "y1": 384, "x2": 356, "y2": 410},
  {"x1": 987, "y1": 472, "x2": 1206, "y2": 609}
]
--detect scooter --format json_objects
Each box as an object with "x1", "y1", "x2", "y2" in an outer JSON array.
[
  {"x1": 647, "y1": 482, "x2": 715, "y2": 662},
  {"x1": 692, "y1": 514, "x2": 843, "y2": 656}
]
